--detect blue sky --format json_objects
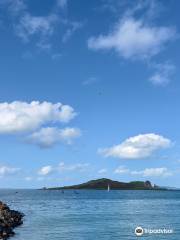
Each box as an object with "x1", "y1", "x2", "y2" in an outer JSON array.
[{"x1": 0, "y1": 0, "x2": 180, "y2": 188}]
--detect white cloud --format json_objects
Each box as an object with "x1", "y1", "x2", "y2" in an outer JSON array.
[
  {"x1": 82, "y1": 77, "x2": 98, "y2": 86},
  {"x1": 149, "y1": 62, "x2": 176, "y2": 86},
  {"x1": 0, "y1": 166, "x2": 20, "y2": 176},
  {"x1": 58, "y1": 162, "x2": 89, "y2": 172},
  {"x1": 57, "y1": 0, "x2": 68, "y2": 8},
  {"x1": 38, "y1": 165, "x2": 53, "y2": 176},
  {"x1": 0, "y1": 0, "x2": 26, "y2": 15},
  {"x1": 98, "y1": 168, "x2": 107, "y2": 174},
  {"x1": 88, "y1": 17, "x2": 176, "y2": 60},
  {"x1": 15, "y1": 13, "x2": 58, "y2": 42},
  {"x1": 113, "y1": 165, "x2": 173, "y2": 177},
  {"x1": 2, "y1": 0, "x2": 82, "y2": 50},
  {"x1": 0, "y1": 101, "x2": 76, "y2": 134},
  {"x1": 100, "y1": 0, "x2": 160, "y2": 18},
  {"x1": 131, "y1": 167, "x2": 172, "y2": 177},
  {"x1": 38, "y1": 162, "x2": 89, "y2": 177},
  {"x1": 51, "y1": 53, "x2": 62, "y2": 60},
  {"x1": 36, "y1": 41, "x2": 52, "y2": 51},
  {"x1": 8, "y1": 0, "x2": 26, "y2": 15},
  {"x1": 114, "y1": 166, "x2": 129, "y2": 174},
  {"x1": 25, "y1": 176, "x2": 32, "y2": 181},
  {"x1": 99, "y1": 133, "x2": 171, "y2": 159},
  {"x1": 27, "y1": 127, "x2": 81, "y2": 148}
]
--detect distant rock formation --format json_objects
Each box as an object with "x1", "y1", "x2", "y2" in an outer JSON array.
[
  {"x1": 144, "y1": 180, "x2": 152, "y2": 188},
  {"x1": 0, "y1": 201, "x2": 24, "y2": 239},
  {"x1": 45, "y1": 178, "x2": 165, "y2": 190}
]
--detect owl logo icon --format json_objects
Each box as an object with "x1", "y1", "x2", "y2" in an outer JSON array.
[{"x1": 135, "y1": 226, "x2": 144, "y2": 236}]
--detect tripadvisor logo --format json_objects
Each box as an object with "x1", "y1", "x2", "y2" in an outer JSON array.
[{"x1": 135, "y1": 226, "x2": 144, "y2": 236}]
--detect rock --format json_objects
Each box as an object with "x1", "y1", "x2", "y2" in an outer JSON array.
[
  {"x1": 0, "y1": 202, "x2": 24, "y2": 239},
  {"x1": 144, "y1": 180, "x2": 152, "y2": 188}
]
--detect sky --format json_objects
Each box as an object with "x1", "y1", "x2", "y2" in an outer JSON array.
[{"x1": 0, "y1": 0, "x2": 180, "y2": 188}]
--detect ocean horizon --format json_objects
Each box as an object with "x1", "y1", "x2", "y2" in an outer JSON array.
[{"x1": 0, "y1": 189, "x2": 179, "y2": 239}]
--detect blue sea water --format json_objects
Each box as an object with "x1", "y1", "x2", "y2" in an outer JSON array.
[{"x1": 0, "y1": 190, "x2": 180, "y2": 240}]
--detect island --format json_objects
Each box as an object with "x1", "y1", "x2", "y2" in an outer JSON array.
[{"x1": 43, "y1": 178, "x2": 166, "y2": 190}]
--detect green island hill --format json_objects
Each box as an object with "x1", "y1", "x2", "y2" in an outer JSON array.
[{"x1": 42, "y1": 178, "x2": 168, "y2": 190}]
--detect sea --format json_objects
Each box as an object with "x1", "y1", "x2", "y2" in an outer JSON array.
[{"x1": 0, "y1": 189, "x2": 180, "y2": 240}]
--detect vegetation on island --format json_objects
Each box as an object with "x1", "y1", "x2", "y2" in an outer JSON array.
[{"x1": 44, "y1": 178, "x2": 166, "y2": 190}]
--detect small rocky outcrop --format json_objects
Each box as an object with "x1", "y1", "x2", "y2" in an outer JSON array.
[
  {"x1": 144, "y1": 180, "x2": 152, "y2": 188},
  {"x1": 0, "y1": 201, "x2": 24, "y2": 239}
]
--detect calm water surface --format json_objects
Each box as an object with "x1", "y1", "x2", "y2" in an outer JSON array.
[{"x1": 0, "y1": 190, "x2": 179, "y2": 240}]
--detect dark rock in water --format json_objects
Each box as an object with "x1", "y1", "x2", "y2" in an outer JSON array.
[{"x1": 0, "y1": 201, "x2": 24, "y2": 239}]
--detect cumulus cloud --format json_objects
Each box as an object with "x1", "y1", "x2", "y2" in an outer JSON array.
[
  {"x1": 0, "y1": 166, "x2": 20, "y2": 176},
  {"x1": 0, "y1": 101, "x2": 77, "y2": 134},
  {"x1": 149, "y1": 62, "x2": 176, "y2": 86},
  {"x1": 99, "y1": 133, "x2": 171, "y2": 159},
  {"x1": 38, "y1": 165, "x2": 53, "y2": 176},
  {"x1": 88, "y1": 17, "x2": 176, "y2": 60},
  {"x1": 27, "y1": 127, "x2": 81, "y2": 148},
  {"x1": 131, "y1": 167, "x2": 172, "y2": 177}
]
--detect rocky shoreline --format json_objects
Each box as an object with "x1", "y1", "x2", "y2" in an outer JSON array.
[{"x1": 0, "y1": 201, "x2": 24, "y2": 239}]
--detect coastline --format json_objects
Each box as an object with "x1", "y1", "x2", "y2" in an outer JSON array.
[{"x1": 0, "y1": 201, "x2": 24, "y2": 239}]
